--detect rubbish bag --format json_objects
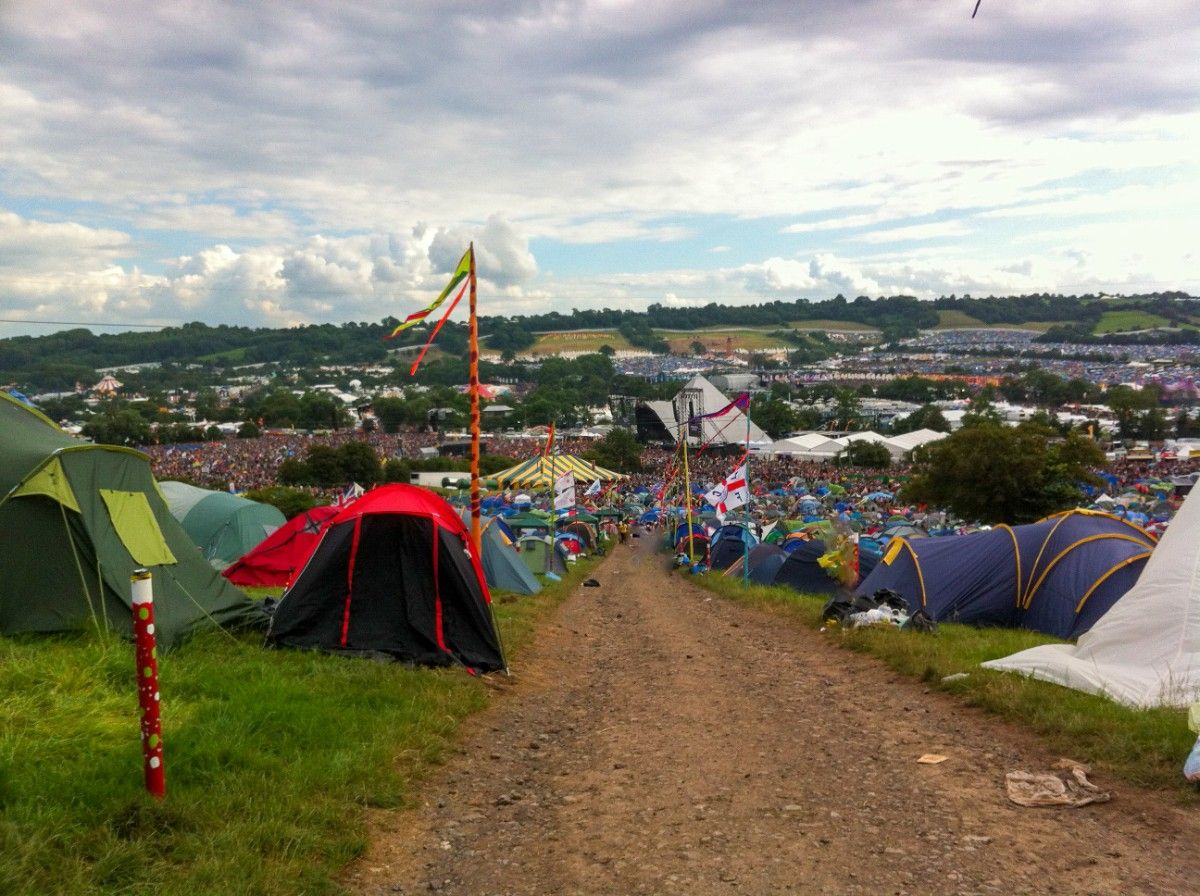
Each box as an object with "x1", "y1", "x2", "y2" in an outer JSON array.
[{"x1": 1185, "y1": 736, "x2": 1200, "y2": 783}]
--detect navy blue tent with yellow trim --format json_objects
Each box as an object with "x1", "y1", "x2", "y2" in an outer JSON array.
[{"x1": 854, "y1": 509, "x2": 1154, "y2": 638}]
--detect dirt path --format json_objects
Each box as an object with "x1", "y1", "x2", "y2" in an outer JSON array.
[{"x1": 346, "y1": 535, "x2": 1200, "y2": 895}]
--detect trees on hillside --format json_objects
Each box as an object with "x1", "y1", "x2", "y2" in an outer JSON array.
[{"x1": 903, "y1": 422, "x2": 1103, "y2": 525}]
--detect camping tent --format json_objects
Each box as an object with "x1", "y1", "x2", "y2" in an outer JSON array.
[
  {"x1": 159, "y1": 480, "x2": 286, "y2": 567},
  {"x1": 471, "y1": 513, "x2": 542, "y2": 595},
  {"x1": 223, "y1": 504, "x2": 340, "y2": 587},
  {"x1": 709, "y1": 524, "x2": 757, "y2": 571},
  {"x1": 855, "y1": 510, "x2": 1154, "y2": 639},
  {"x1": 517, "y1": 534, "x2": 568, "y2": 578},
  {"x1": 493, "y1": 455, "x2": 625, "y2": 489},
  {"x1": 267, "y1": 484, "x2": 504, "y2": 671},
  {"x1": 982, "y1": 488, "x2": 1200, "y2": 707},
  {"x1": 772, "y1": 540, "x2": 842, "y2": 596},
  {"x1": 0, "y1": 393, "x2": 264, "y2": 645}
]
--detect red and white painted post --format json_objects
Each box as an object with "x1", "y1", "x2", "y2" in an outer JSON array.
[{"x1": 132, "y1": 569, "x2": 165, "y2": 799}]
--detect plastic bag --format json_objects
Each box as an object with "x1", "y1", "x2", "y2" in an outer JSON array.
[{"x1": 1185, "y1": 736, "x2": 1200, "y2": 783}]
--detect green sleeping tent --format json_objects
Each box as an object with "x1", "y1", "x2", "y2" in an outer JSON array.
[
  {"x1": 159, "y1": 480, "x2": 286, "y2": 567},
  {"x1": 0, "y1": 394, "x2": 266, "y2": 646}
]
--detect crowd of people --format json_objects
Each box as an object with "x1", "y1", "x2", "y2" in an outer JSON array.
[{"x1": 140, "y1": 428, "x2": 1200, "y2": 531}]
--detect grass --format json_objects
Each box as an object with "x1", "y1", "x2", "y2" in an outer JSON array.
[
  {"x1": 0, "y1": 559, "x2": 599, "y2": 896},
  {"x1": 656, "y1": 328, "x2": 792, "y2": 353},
  {"x1": 1094, "y1": 310, "x2": 1172, "y2": 334},
  {"x1": 786, "y1": 319, "x2": 879, "y2": 332},
  {"x1": 517, "y1": 330, "x2": 634, "y2": 356},
  {"x1": 934, "y1": 309, "x2": 987, "y2": 328},
  {"x1": 695, "y1": 573, "x2": 1198, "y2": 796}
]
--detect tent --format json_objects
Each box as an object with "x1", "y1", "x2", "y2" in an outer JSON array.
[
  {"x1": 517, "y1": 534, "x2": 568, "y2": 578},
  {"x1": 473, "y1": 514, "x2": 542, "y2": 595},
  {"x1": 267, "y1": 484, "x2": 504, "y2": 671},
  {"x1": 855, "y1": 510, "x2": 1155, "y2": 639},
  {"x1": 982, "y1": 488, "x2": 1200, "y2": 707},
  {"x1": 773, "y1": 540, "x2": 843, "y2": 596},
  {"x1": 0, "y1": 393, "x2": 264, "y2": 646},
  {"x1": 223, "y1": 504, "x2": 340, "y2": 587},
  {"x1": 722, "y1": 541, "x2": 841, "y2": 595},
  {"x1": 493, "y1": 455, "x2": 626, "y2": 489},
  {"x1": 725, "y1": 543, "x2": 790, "y2": 585},
  {"x1": 159, "y1": 481, "x2": 286, "y2": 567},
  {"x1": 709, "y1": 524, "x2": 757, "y2": 571}
]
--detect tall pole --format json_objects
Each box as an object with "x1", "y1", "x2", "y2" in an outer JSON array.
[
  {"x1": 743, "y1": 396, "x2": 752, "y2": 588},
  {"x1": 682, "y1": 421, "x2": 695, "y2": 564},
  {"x1": 468, "y1": 242, "x2": 482, "y2": 561}
]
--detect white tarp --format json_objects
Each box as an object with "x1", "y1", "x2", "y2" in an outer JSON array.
[{"x1": 982, "y1": 486, "x2": 1200, "y2": 708}]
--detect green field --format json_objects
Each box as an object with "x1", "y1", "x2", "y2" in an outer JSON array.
[
  {"x1": 1094, "y1": 310, "x2": 1173, "y2": 334},
  {"x1": 0, "y1": 561, "x2": 599, "y2": 896},
  {"x1": 506, "y1": 330, "x2": 633, "y2": 357},
  {"x1": 786, "y1": 319, "x2": 879, "y2": 332},
  {"x1": 934, "y1": 309, "x2": 987, "y2": 328},
  {"x1": 697, "y1": 574, "x2": 1196, "y2": 795},
  {"x1": 657, "y1": 328, "x2": 792, "y2": 353}
]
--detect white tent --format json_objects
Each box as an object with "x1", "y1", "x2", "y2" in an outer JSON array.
[
  {"x1": 982, "y1": 486, "x2": 1200, "y2": 708},
  {"x1": 885, "y1": 428, "x2": 948, "y2": 453},
  {"x1": 757, "y1": 432, "x2": 843, "y2": 458}
]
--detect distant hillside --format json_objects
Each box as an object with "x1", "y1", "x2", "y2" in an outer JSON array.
[{"x1": 2, "y1": 291, "x2": 1196, "y2": 391}]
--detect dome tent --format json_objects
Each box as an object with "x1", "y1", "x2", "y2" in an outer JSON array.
[
  {"x1": 268, "y1": 484, "x2": 505, "y2": 671},
  {"x1": 0, "y1": 393, "x2": 264, "y2": 646},
  {"x1": 223, "y1": 504, "x2": 340, "y2": 588},
  {"x1": 159, "y1": 480, "x2": 286, "y2": 567},
  {"x1": 854, "y1": 510, "x2": 1154, "y2": 639}
]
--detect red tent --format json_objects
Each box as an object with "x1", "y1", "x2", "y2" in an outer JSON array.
[
  {"x1": 267, "y1": 485, "x2": 504, "y2": 671},
  {"x1": 223, "y1": 505, "x2": 339, "y2": 588}
]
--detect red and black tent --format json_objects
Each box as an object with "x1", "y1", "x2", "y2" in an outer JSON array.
[
  {"x1": 267, "y1": 485, "x2": 504, "y2": 672},
  {"x1": 223, "y1": 504, "x2": 340, "y2": 588}
]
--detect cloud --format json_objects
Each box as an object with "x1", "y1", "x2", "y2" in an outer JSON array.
[{"x1": 0, "y1": 1, "x2": 1198, "y2": 335}]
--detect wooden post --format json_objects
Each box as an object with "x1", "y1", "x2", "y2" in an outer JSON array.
[{"x1": 132, "y1": 569, "x2": 164, "y2": 799}]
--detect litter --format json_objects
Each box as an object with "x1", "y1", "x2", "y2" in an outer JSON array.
[
  {"x1": 917, "y1": 754, "x2": 949, "y2": 764},
  {"x1": 1004, "y1": 766, "x2": 1111, "y2": 807}
]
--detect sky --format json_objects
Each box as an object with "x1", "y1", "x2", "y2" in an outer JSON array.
[{"x1": 2, "y1": 1, "x2": 1199, "y2": 337}]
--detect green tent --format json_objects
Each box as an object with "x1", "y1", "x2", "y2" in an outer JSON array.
[
  {"x1": 506, "y1": 512, "x2": 552, "y2": 533},
  {"x1": 0, "y1": 394, "x2": 266, "y2": 646},
  {"x1": 159, "y1": 481, "x2": 286, "y2": 568}
]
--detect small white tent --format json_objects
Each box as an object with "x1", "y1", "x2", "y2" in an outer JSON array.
[{"x1": 982, "y1": 486, "x2": 1200, "y2": 708}]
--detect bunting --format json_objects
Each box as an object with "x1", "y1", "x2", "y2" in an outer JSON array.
[{"x1": 385, "y1": 248, "x2": 471, "y2": 338}]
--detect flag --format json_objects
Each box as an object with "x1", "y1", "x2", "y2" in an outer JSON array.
[
  {"x1": 385, "y1": 248, "x2": 471, "y2": 339},
  {"x1": 337, "y1": 482, "x2": 365, "y2": 507},
  {"x1": 543, "y1": 423, "x2": 556, "y2": 457},
  {"x1": 553, "y1": 471, "x2": 575, "y2": 512},
  {"x1": 687, "y1": 392, "x2": 750, "y2": 424},
  {"x1": 722, "y1": 462, "x2": 750, "y2": 513},
  {"x1": 703, "y1": 480, "x2": 728, "y2": 510},
  {"x1": 584, "y1": 478, "x2": 601, "y2": 497}
]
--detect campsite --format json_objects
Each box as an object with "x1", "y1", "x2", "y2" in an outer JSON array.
[{"x1": 7, "y1": 4, "x2": 1200, "y2": 893}]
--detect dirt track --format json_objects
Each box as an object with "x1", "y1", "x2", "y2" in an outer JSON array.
[{"x1": 347, "y1": 534, "x2": 1200, "y2": 895}]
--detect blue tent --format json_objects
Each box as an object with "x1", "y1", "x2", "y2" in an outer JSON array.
[
  {"x1": 725, "y1": 541, "x2": 840, "y2": 595},
  {"x1": 709, "y1": 524, "x2": 757, "y2": 571},
  {"x1": 855, "y1": 510, "x2": 1155, "y2": 638}
]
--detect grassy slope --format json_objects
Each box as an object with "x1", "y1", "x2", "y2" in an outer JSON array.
[
  {"x1": 0, "y1": 559, "x2": 600, "y2": 896},
  {"x1": 1094, "y1": 309, "x2": 1172, "y2": 334},
  {"x1": 697, "y1": 574, "x2": 1197, "y2": 796}
]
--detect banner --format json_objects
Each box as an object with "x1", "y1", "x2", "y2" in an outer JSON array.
[
  {"x1": 584, "y1": 478, "x2": 601, "y2": 497},
  {"x1": 553, "y1": 471, "x2": 575, "y2": 511}
]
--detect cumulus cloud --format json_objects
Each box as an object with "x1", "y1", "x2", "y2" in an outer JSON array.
[{"x1": 0, "y1": 1, "x2": 1198, "y2": 333}]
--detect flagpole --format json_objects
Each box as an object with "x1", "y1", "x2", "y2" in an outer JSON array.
[
  {"x1": 468, "y1": 243, "x2": 508, "y2": 675},
  {"x1": 743, "y1": 396, "x2": 752, "y2": 588},
  {"x1": 468, "y1": 243, "x2": 482, "y2": 559},
  {"x1": 682, "y1": 421, "x2": 695, "y2": 564}
]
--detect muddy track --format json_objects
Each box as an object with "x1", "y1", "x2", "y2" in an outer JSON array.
[{"x1": 346, "y1": 535, "x2": 1200, "y2": 896}]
